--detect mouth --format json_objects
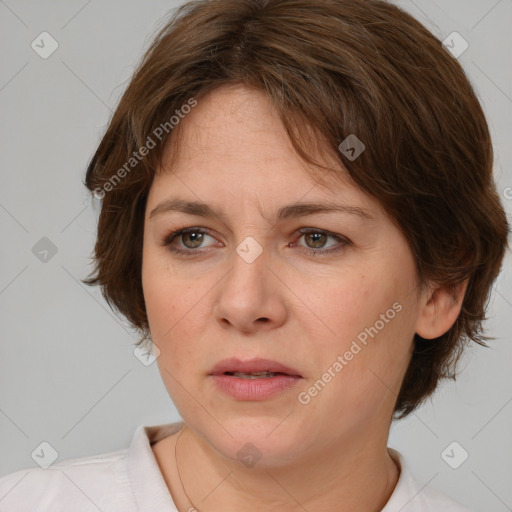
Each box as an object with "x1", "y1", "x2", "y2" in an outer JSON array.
[
  {"x1": 209, "y1": 357, "x2": 303, "y2": 378},
  {"x1": 209, "y1": 358, "x2": 303, "y2": 401},
  {"x1": 222, "y1": 371, "x2": 291, "y2": 379}
]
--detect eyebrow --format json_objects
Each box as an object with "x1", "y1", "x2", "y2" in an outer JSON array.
[{"x1": 149, "y1": 198, "x2": 375, "y2": 223}]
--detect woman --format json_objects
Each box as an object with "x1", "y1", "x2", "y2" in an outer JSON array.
[{"x1": 0, "y1": 0, "x2": 509, "y2": 510}]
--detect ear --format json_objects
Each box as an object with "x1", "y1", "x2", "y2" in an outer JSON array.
[{"x1": 415, "y1": 279, "x2": 469, "y2": 339}]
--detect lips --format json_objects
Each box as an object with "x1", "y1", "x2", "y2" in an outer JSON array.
[
  {"x1": 209, "y1": 357, "x2": 302, "y2": 377},
  {"x1": 209, "y1": 357, "x2": 304, "y2": 401}
]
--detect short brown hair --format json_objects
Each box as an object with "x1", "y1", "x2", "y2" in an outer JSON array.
[{"x1": 83, "y1": 0, "x2": 510, "y2": 419}]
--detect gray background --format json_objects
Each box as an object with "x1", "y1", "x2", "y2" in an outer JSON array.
[{"x1": 0, "y1": 1, "x2": 511, "y2": 510}]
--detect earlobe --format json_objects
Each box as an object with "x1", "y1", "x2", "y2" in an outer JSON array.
[{"x1": 415, "y1": 279, "x2": 469, "y2": 340}]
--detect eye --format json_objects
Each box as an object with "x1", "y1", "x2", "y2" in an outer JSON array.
[
  {"x1": 161, "y1": 227, "x2": 351, "y2": 257},
  {"x1": 161, "y1": 227, "x2": 218, "y2": 256},
  {"x1": 293, "y1": 228, "x2": 351, "y2": 256}
]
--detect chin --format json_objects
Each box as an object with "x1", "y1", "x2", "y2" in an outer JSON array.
[{"x1": 193, "y1": 414, "x2": 306, "y2": 468}]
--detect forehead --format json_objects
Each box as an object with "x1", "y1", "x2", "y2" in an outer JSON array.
[
  {"x1": 162, "y1": 85, "x2": 314, "y2": 165},
  {"x1": 152, "y1": 84, "x2": 379, "y2": 213}
]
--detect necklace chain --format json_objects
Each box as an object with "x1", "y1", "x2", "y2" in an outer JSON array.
[{"x1": 175, "y1": 427, "x2": 201, "y2": 512}]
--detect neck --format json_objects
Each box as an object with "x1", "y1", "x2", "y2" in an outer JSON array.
[{"x1": 170, "y1": 424, "x2": 400, "y2": 512}]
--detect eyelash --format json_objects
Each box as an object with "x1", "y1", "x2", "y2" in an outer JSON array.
[{"x1": 161, "y1": 227, "x2": 351, "y2": 257}]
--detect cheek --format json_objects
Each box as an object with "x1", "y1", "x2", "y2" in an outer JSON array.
[
  {"x1": 316, "y1": 247, "x2": 418, "y2": 343},
  {"x1": 142, "y1": 250, "x2": 213, "y2": 377},
  {"x1": 302, "y1": 269, "x2": 387, "y2": 350},
  {"x1": 300, "y1": 268, "x2": 414, "y2": 400},
  {"x1": 143, "y1": 248, "x2": 189, "y2": 334}
]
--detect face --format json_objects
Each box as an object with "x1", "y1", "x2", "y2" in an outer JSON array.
[{"x1": 142, "y1": 84, "x2": 425, "y2": 466}]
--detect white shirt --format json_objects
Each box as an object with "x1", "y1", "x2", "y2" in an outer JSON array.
[{"x1": 0, "y1": 421, "x2": 472, "y2": 511}]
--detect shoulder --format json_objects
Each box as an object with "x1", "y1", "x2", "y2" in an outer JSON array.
[
  {"x1": 0, "y1": 448, "x2": 136, "y2": 512},
  {"x1": 384, "y1": 448, "x2": 473, "y2": 512}
]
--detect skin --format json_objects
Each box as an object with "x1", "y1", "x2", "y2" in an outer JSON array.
[{"x1": 142, "y1": 83, "x2": 467, "y2": 512}]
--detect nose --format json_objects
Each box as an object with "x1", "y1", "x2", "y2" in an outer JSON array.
[{"x1": 213, "y1": 240, "x2": 288, "y2": 334}]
